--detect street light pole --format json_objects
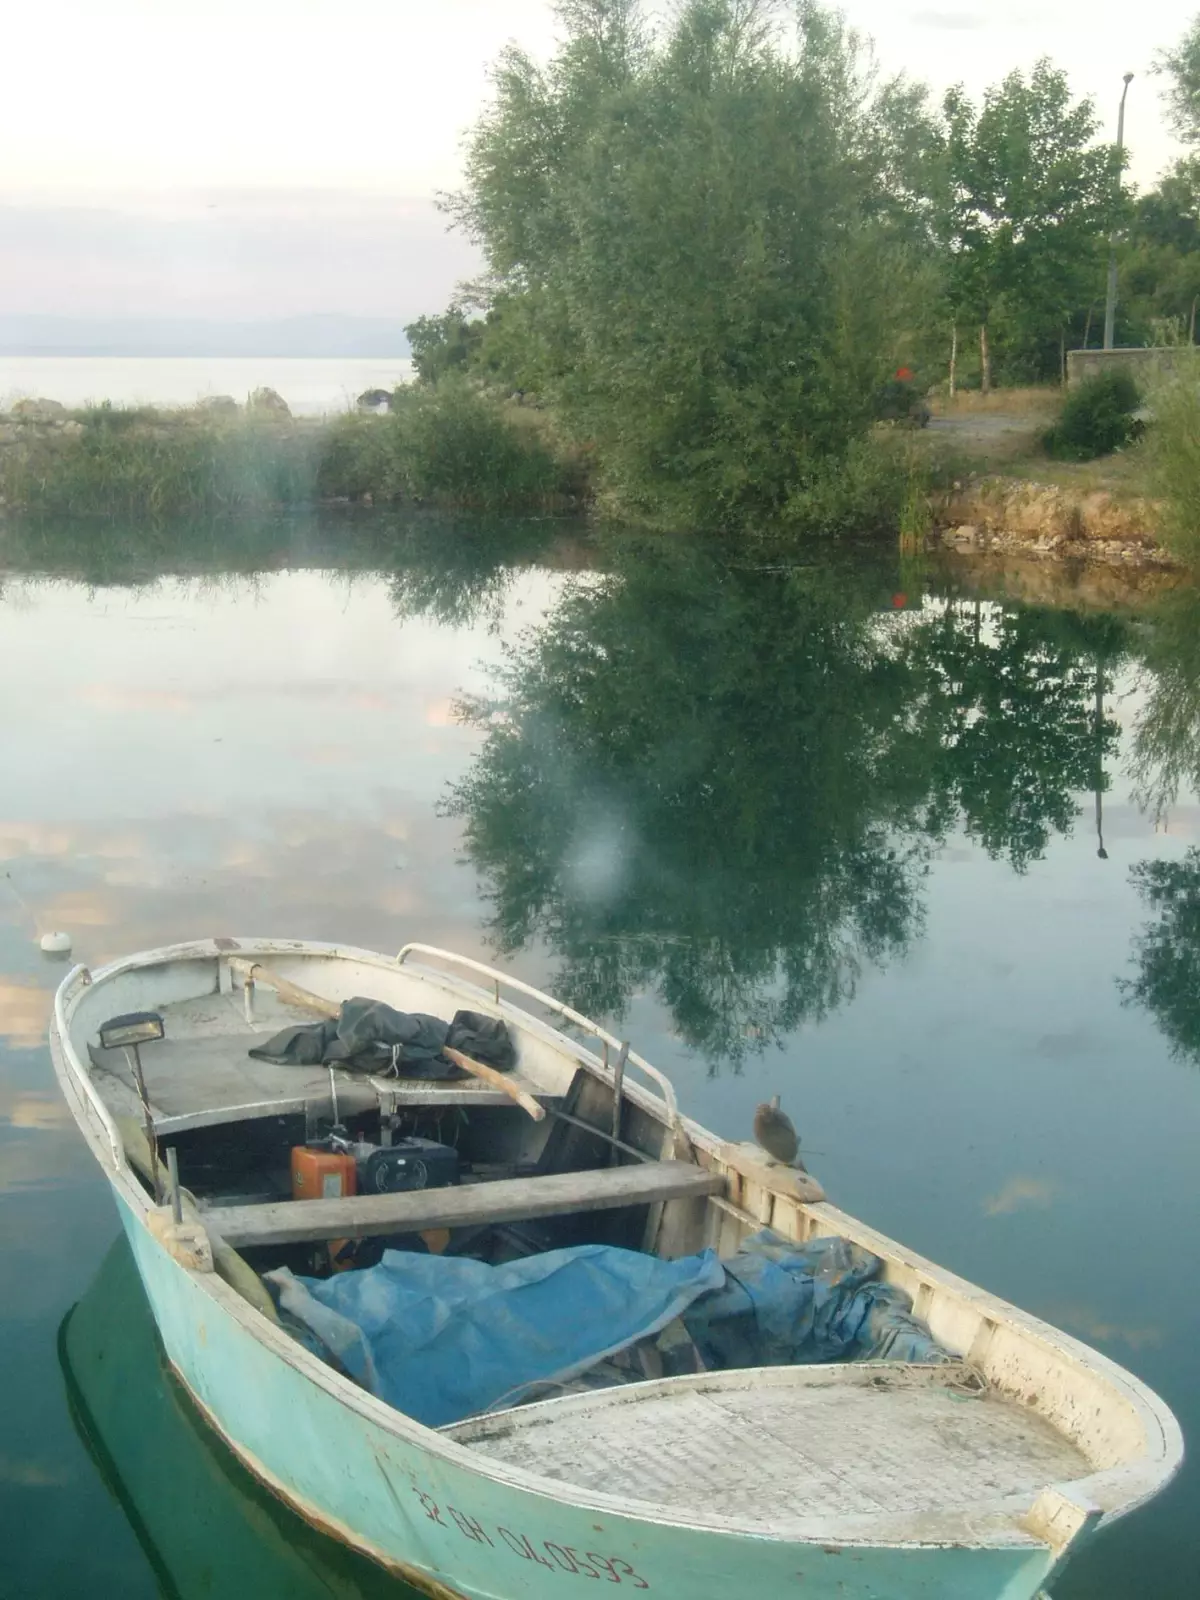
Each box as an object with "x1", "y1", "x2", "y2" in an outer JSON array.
[{"x1": 1102, "y1": 73, "x2": 1134, "y2": 351}]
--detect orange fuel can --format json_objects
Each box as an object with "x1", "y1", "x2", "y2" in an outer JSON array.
[{"x1": 291, "y1": 1143, "x2": 357, "y2": 1202}]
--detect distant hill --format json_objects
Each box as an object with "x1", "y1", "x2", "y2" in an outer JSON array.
[{"x1": 0, "y1": 315, "x2": 412, "y2": 357}]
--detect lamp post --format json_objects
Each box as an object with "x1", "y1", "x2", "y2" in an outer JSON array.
[{"x1": 1102, "y1": 73, "x2": 1134, "y2": 351}]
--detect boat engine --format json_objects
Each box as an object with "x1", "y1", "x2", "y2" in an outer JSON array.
[
  {"x1": 343, "y1": 1135, "x2": 460, "y2": 1195},
  {"x1": 291, "y1": 1132, "x2": 460, "y2": 1200}
]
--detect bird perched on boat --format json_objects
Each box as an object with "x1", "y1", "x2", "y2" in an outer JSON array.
[{"x1": 753, "y1": 1095, "x2": 805, "y2": 1168}]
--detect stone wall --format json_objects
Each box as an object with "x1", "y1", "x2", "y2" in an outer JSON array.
[
  {"x1": 931, "y1": 477, "x2": 1172, "y2": 570},
  {"x1": 1066, "y1": 347, "x2": 1194, "y2": 390}
]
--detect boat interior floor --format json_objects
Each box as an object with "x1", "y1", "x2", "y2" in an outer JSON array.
[
  {"x1": 87, "y1": 992, "x2": 561, "y2": 1134},
  {"x1": 449, "y1": 1364, "x2": 1093, "y2": 1526}
]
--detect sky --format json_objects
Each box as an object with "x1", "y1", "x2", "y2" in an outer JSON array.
[{"x1": 1, "y1": 0, "x2": 1196, "y2": 322}]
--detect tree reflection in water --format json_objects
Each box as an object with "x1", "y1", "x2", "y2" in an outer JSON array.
[
  {"x1": 447, "y1": 538, "x2": 1123, "y2": 1067},
  {"x1": 1130, "y1": 585, "x2": 1200, "y2": 824},
  {"x1": 1125, "y1": 584, "x2": 1200, "y2": 1062},
  {"x1": 1124, "y1": 851, "x2": 1200, "y2": 1062}
]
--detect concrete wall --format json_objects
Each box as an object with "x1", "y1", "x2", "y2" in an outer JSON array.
[{"x1": 1067, "y1": 347, "x2": 1196, "y2": 389}]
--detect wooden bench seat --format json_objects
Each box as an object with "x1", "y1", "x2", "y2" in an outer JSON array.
[{"x1": 202, "y1": 1161, "x2": 726, "y2": 1248}]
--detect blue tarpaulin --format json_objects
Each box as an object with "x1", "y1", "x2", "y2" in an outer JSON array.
[
  {"x1": 267, "y1": 1231, "x2": 947, "y2": 1428},
  {"x1": 267, "y1": 1245, "x2": 724, "y2": 1427},
  {"x1": 681, "y1": 1232, "x2": 949, "y2": 1369}
]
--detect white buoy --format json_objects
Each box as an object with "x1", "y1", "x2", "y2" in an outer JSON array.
[{"x1": 40, "y1": 931, "x2": 72, "y2": 955}]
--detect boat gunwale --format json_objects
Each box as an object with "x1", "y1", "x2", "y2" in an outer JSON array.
[{"x1": 50, "y1": 935, "x2": 1185, "y2": 1553}]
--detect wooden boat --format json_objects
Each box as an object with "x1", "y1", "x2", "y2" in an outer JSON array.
[{"x1": 50, "y1": 937, "x2": 1182, "y2": 1600}]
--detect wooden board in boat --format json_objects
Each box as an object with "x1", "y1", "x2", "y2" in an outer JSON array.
[{"x1": 203, "y1": 1161, "x2": 726, "y2": 1246}]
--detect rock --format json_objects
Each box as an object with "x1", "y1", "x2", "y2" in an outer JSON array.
[
  {"x1": 197, "y1": 394, "x2": 239, "y2": 416},
  {"x1": 246, "y1": 386, "x2": 291, "y2": 419},
  {"x1": 356, "y1": 388, "x2": 392, "y2": 412},
  {"x1": 60, "y1": 420, "x2": 85, "y2": 436},
  {"x1": 10, "y1": 397, "x2": 66, "y2": 420}
]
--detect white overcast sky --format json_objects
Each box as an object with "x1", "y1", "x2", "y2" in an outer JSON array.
[{"x1": 2, "y1": 0, "x2": 1195, "y2": 321}]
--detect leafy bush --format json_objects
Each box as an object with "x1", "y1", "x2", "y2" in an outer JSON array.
[
  {"x1": 395, "y1": 381, "x2": 570, "y2": 509},
  {"x1": 774, "y1": 436, "x2": 952, "y2": 542},
  {"x1": 1042, "y1": 369, "x2": 1144, "y2": 460},
  {"x1": 314, "y1": 412, "x2": 399, "y2": 501},
  {"x1": 875, "y1": 370, "x2": 932, "y2": 427},
  {"x1": 317, "y1": 381, "x2": 583, "y2": 511}
]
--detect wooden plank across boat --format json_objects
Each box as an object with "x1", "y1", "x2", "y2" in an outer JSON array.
[{"x1": 50, "y1": 937, "x2": 1184, "y2": 1600}]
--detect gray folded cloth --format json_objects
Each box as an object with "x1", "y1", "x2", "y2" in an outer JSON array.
[{"x1": 247, "y1": 999, "x2": 514, "y2": 1079}]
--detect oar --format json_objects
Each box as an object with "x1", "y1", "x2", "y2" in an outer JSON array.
[
  {"x1": 226, "y1": 957, "x2": 545, "y2": 1121},
  {"x1": 441, "y1": 1046, "x2": 545, "y2": 1121}
]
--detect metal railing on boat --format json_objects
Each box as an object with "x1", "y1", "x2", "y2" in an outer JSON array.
[{"x1": 396, "y1": 943, "x2": 683, "y2": 1138}]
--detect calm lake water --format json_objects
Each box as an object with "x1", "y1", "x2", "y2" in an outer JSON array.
[
  {"x1": 1, "y1": 513, "x2": 1198, "y2": 1599},
  {"x1": 0, "y1": 356, "x2": 414, "y2": 415}
]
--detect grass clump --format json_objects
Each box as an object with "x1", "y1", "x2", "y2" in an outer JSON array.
[
  {"x1": 0, "y1": 386, "x2": 583, "y2": 520},
  {"x1": 1143, "y1": 354, "x2": 1200, "y2": 565},
  {"x1": 0, "y1": 406, "x2": 318, "y2": 517},
  {"x1": 1042, "y1": 370, "x2": 1144, "y2": 461},
  {"x1": 317, "y1": 380, "x2": 584, "y2": 512}
]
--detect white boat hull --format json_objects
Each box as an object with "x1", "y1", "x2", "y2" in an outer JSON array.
[
  {"x1": 116, "y1": 1187, "x2": 1071, "y2": 1599},
  {"x1": 51, "y1": 939, "x2": 1183, "y2": 1600}
]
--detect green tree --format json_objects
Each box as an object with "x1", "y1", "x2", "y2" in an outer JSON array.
[
  {"x1": 1157, "y1": 14, "x2": 1200, "y2": 145},
  {"x1": 454, "y1": 0, "x2": 934, "y2": 529},
  {"x1": 404, "y1": 311, "x2": 485, "y2": 385},
  {"x1": 938, "y1": 62, "x2": 1123, "y2": 388},
  {"x1": 1120, "y1": 160, "x2": 1200, "y2": 343}
]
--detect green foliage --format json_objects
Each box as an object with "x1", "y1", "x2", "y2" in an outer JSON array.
[
  {"x1": 455, "y1": 0, "x2": 936, "y2": 530},
  {"x1": 0, "y1": 409, "x2": 319, "y2": 518},
  {"x1": 393, "y1": 381, "x2": 573, "y2": 508},
  {"x1": 1041, "y1": 369, "x2": 1143, "y2": 461},
  {"x1": 1142, "y1": 353, "x2": 1200, "y2": 563},
  {"x1": 874, "y1": 371, "x2": 931, "y2": 424},
  {"x1": 938, "y1": 60, "x2": 1125, "y2": 386},
  {"x1": 1119, "y1": 159, "x2": 1200, "y2": 345},
  {"x1": 0, "y1": 390, "x2": 582, "y2": 520},
  {"x1": 317, "y1": 380, "x2": 582, "y2": 512},
  {"x1": 774, "y1": 435, "x2": 948, "y2": 542},
  {"x1": 1157, "y1": 14, "x2": 1200, "y2": 145},
  {"x1": 404, "y1": 311, "x2": 485, "y2": 385}
]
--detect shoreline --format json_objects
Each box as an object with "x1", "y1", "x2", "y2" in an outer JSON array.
[
  {"x1": 0, "y1": 396, "x2": 1179, "y2": 579},
  {"x1": 929, "y1": 474, "x2": 1173, "y2": 572}
]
